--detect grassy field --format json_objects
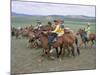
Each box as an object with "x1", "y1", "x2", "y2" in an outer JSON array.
[
  {"x1": 11, "y1": 16, "x2": 96, "y2": 32},
  {"x1": 11, "y1": 16, "x2": 96, "y2": 74}
]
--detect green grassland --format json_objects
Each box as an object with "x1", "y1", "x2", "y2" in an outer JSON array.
[
  {"x1": 11, "y1": 16, "x2": 96, "y2": 74},
  {"x1": 11, "y1": 16, "x2": 96, "y2": 33}
]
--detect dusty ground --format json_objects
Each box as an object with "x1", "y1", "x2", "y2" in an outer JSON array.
[{"x1": 11, "y1": 37, "x2": 96, "y2": 74}]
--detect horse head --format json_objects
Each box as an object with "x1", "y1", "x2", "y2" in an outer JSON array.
[
  {"x1": 40, "y1": 31, "x2": 48, "y2": 37},
  {"x1": 76, "y1": 28, "x2": 84, "y2": 35}
]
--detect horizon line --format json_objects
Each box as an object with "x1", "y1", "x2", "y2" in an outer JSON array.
[{"x1": 12, "y1": 12, "x2": 95, "y2": 17}]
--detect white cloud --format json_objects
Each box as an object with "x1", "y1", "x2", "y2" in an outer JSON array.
[{"x1": 12, "y1": 1, "x2": 95, "y2": 16}]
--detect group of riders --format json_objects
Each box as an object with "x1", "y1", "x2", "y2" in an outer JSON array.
[
  {"x1": 12, "y1": 19, "x2": 95, "y2": 58},
  {"x1": 36, "y1": 19, "x2": 91, "y2": 50}
]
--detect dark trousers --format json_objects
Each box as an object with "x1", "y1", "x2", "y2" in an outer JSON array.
[
  {"x1": 48, "y1": 33, "x2": 57, "y2": 49},
  {"x1": 81, "y1": 32, "x2": 88, "y2": 42}
]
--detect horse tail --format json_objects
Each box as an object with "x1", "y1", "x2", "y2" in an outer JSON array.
[{"x1": 75, "y1": 37, "x2": 80, "y2": 55}]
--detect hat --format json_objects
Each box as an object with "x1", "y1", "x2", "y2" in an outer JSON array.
[{"x1": 54, "y1": 19, "x2": 61, "y2": 23}]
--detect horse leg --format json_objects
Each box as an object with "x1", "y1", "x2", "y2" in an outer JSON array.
[
  {"x1": 44, "y1": 49, "x2": 50, "y2": 57},
  {"x1": 71, "y1": 45, "x2": 75, "y2": 56},
  {"x1": 90, "y1": 40, "x2": 94, "y2": 48},
  {"x1": 59, "y1": 45, "x2": 63, "y2": 56},
  {"x1": 75, "y1": 38, "x2": 80, "y2": 55},
  {"x1": 58, "y1": 46, "x2": 64, "y2": 62},
  {"x1": 79, "y1": 41, "x2": 84, "y2": 48},
  {"x1": 77, "y1": 46, "x2": 80, "y2": 55},
  {"x1": 84, "y1": 41, "x2": 88, "y2": 48},
  {"x1": 55, "y1": 47, "x2": 59, "y2": 58},
  {"x1": 67, "y1": 46, "x2": 71, "y2": 56},
  {"x1": 15, "y1": 34, "x2": 18, "y2": 39},
  {"x1": 41, "y1": 49, "x2": 46, "y2": 56},
  {"x1": 34, "y1": 41, "x2": 38, "y2": 48},
  {"x1": 60, "y1": 46, "x2": 65, "y2": 59},
  {"x1": 47, "y1": 49, "x2": 55, "y2": 60}
]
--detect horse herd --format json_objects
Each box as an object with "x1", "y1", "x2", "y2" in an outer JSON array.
[{"x1": 11, "y1": 25, "x2": 96, "y2": 60}]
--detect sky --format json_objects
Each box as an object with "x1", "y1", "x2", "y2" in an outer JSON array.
[{"x1": 12, "y1": 1, "x2": 95, "y2": 17}]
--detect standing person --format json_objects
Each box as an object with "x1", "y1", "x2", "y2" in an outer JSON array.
[
  {"x1": 48, "y1": 19, "x2": 64, "y2": 50},
  {"x1": 84, "y1": 22, "x2": 91, "y2": 39}
]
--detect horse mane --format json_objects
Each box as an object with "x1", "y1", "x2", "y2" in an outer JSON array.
[
  {"x1": 40, "y1": 32, "x2": 48, "y2": 37},
  {"x1": 64, "y1": 31, "x2": 70, "y2": 34}
]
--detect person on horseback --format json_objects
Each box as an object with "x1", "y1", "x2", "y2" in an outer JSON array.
[
  {"x1": 60, "y1": 20, "x2": 65, "y2": 29},
  {"x1": 48, "y1": 19, "x2": 64, "y2": 51},
  {"x1": 48, "y1": 21, "x2": 52, "y2": 26},
  {"x1": 52, "y1": 19, "x2": 64, "y2": 36},
  {"x1": 37, "y1": 21, "x2": 42, "y2": 30},
  {"x1": 84, "y1": 22, "x2": 91, "y2": 39}
]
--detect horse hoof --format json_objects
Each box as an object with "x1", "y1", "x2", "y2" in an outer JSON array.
[
  {"x1": 41, "y1": 54, "x2": 45, "y2": 57},
  {"x1": 78, "y1": 53, "x2": 80, "y2": 56},
  {"x1": 59, "y1": 58, "x2": 62, "y2": 62},
  {"x1": 57, "y1": 56, "x2": 59, "y2": 58},
  {"x1": 38, "y1": 59, "x2": 42, "y2": 63},
  {"x1": 50, "y1": 56, "x2": 55, "y2": 60},
  {"x1": 50, "y1": 49, "x2": 54, "y2": 53}
]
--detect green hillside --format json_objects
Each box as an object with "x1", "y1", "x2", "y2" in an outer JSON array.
[{"x1": 11, "y1": 16, "x2": 96, "y2": 32}]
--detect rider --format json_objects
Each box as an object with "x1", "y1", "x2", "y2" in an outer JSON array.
[
  {"x1": 52, "y1": 19, "x2": 64, "y2": 36},
  {"x1": 60, "y1": 20, "x2": 64, "y2": 29},
  {"x1": 38, "y1": 21, "x2": 42, "y2": 30},
  {"x1": 84, "y1": 22, "x2": 91, "y2": 39},
  {"x1": 48, "y1": 19, "x2": 64, "y2": 50},
  {"x1": 47, "y1": 21, "x2": 52, "y2": 26}
]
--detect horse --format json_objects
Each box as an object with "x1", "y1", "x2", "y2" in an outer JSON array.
[
  {"x1": 28, "y1": 30, "x2": 42, "y2": 48},
  {"x1": 27, "y1": 25, "x2": 54, "y2": 49},
  {"x1": 11, "y1": 27, "x2": 23, "y2": 39},
  {"x1": 32, "y1": 30, "x2": 63, "y2": 59},
  {"x1": 27, "y1": 25, "x2": 80, "y2": 58},
  {"x1": 61, "y1": 31, "x2": 80, "y2": 58},
  {"x1": 11, "y1": 27, "x2": 16, "y2": 36},
  {"x1": 76, "y1": 29, "x2": 96, "y2": 48},
  {"x1": 36, "y1": 29, "x2": 80, "y2": 59}
]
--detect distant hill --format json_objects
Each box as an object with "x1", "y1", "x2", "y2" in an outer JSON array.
[
  {"x1": 11, "y1": 12, "x2": 95, "y2": 22},
  {"x1": 65, "y1": 15, "x2": 95, "y2": 20},
  {"x1": 48, "y1": 15, "x2": 95, "y2": 20},
  {"x1": 11, "y1": 12, "x2": 33, "y2": 16}
]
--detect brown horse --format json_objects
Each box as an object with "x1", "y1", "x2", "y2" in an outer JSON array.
[
  {"x1": 28, "y1": 29, "x2": 43, "y2": 48},
  {"x1": 31, "y1": 30, "x2": 63, "y2": 58},
  {"x1": 60, "y1": 31, "x2": 80, "y2": 58},
  {"x1": 36, "y1": 30, "x2": 80, "y2": 59},
  {"x1": 28, "y1": 26, "x2": 80, "y2": 58},
  {"x1": 27, "y1": 25, "x2": 54, "y2": 49},
  {"x1": 77, "y1": 29, "x2": 96, "y2": 48}
]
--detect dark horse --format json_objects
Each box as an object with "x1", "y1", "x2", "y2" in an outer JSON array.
[{"x1": 77, "y1": 29, "x2": 96, "y2": 48}]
